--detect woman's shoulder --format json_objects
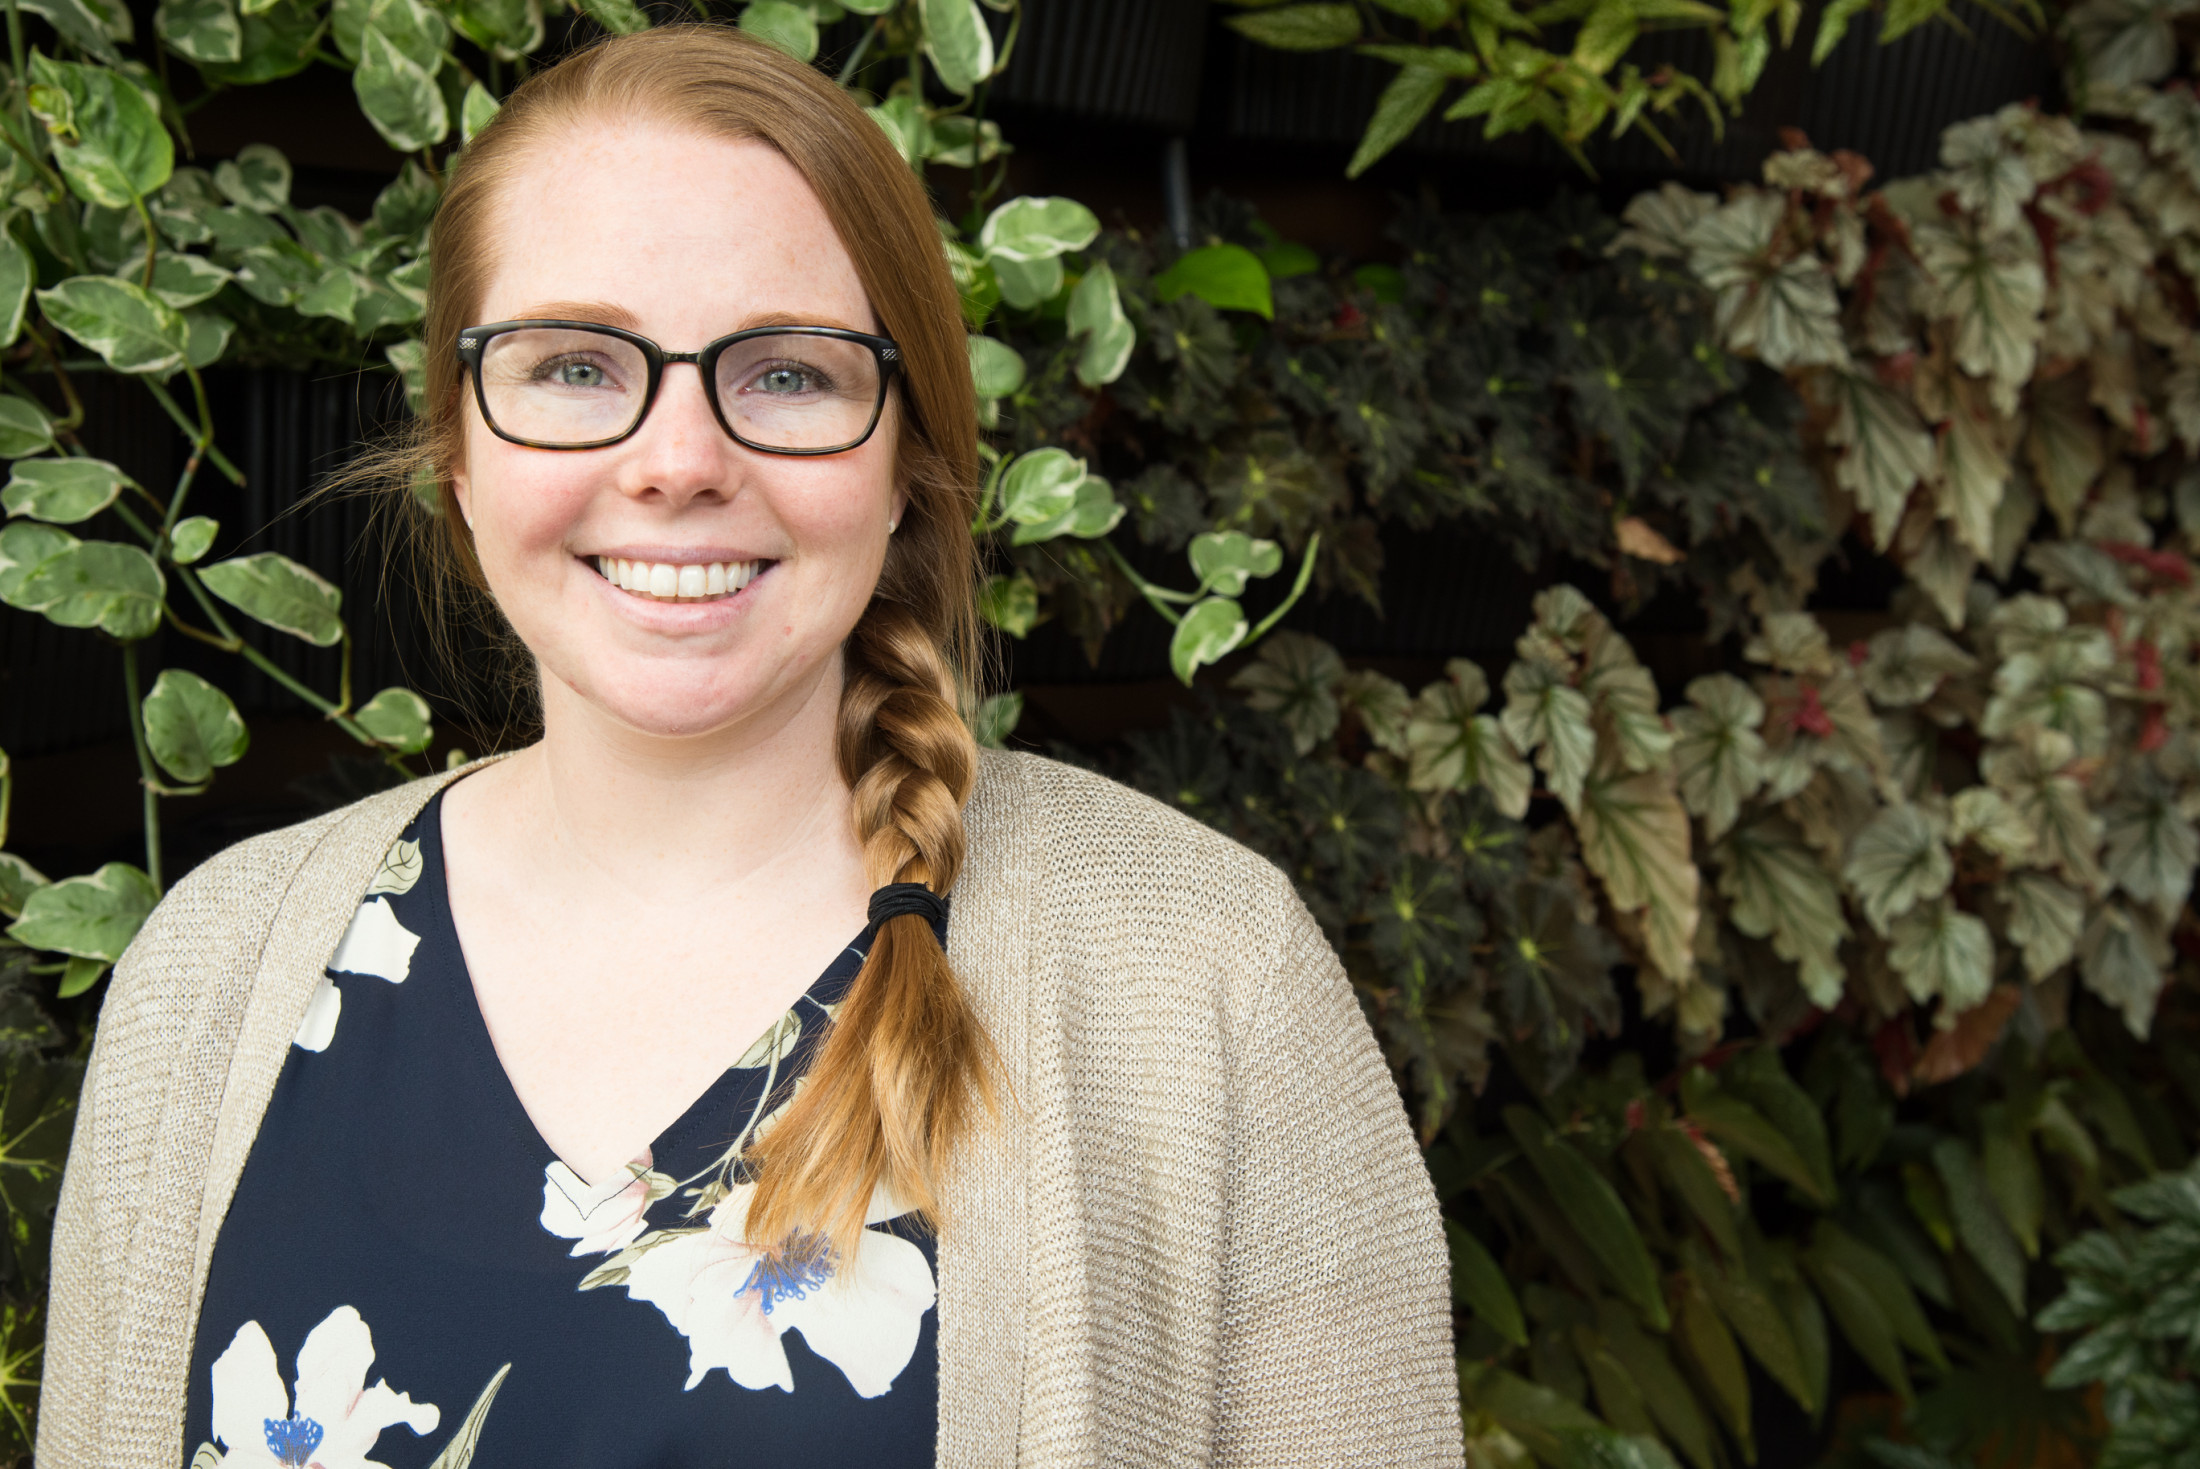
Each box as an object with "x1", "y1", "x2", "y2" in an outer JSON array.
[
  {"x1": 966, "y1": 748, "x2": 1310, "y2": 962},
  {"x1": 109, "y1": 771, "x2": 458, "y2": 1011}
]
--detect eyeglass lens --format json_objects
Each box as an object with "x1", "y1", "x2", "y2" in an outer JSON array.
[{"x1": 476, "y1": 328, "x2": 885, "y2": 450}]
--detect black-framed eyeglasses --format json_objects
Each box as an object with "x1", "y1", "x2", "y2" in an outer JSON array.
[{"x1": 455, "y1": 320, "x2": 903, "y2": 454}]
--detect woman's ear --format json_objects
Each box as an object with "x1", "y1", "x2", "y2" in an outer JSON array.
[
  {"x1": 452, "y1": 464, "x2": 474, "y2": 530},
  {"x1": 888, "y1": 486, "x2": 908, "y2": 535}
]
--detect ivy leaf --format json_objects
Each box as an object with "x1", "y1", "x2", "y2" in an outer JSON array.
[
  {"x1": 989, "y1": 254, "x2": 1061, "y2": 311},
  {"x1": 37, "y1": 276, "x2": 189, "y2": 375},
  {"x1": 6, "y1": 861, "x2": 157, "y2": 961},
  {"x1": 1502, "y1": 657, "x2": 1595, "y2": 816},
  {"x1": 1008, "y1": 474, "x2": 1120, "y2": 544},
  {"x1": 2025, "y1": 374, "x2": 2104, "y2": 532},
  {"x1": 1716, "y1": 814, "x2": 1850, "y2": 1009},
  {"x1": 1229, "y1": 631, "x2": 1344, "y2": 755},
  {"x1": 2101, "y1": 776, "x2": 2197, "y2": 919},
  {"x1": 1844, "y1": 804, "x2": 1953, "y2": 936},
  {"x1": 156, "y1": 0, "x2": 243, "y2": 62},
  {"x1": 1226, "y1": 2, "x2": 1361, "y2": 49},
  {"x1": 0, "y1": 235, "x2": 33, "y2": 351},
  {"x1": 1671, "y1": 673, "x2": 1765, "y2": 840},
  {"x1": 0, "y1": 522, "x2": 75, "y2": 608},
  {"x1": 737, "y1": 0, "x2": 816, "y2": 60},
  {"x1": 145, "y1": 252, "x2": 233, "y2": 310},
  {"x1": 213, "y1": 141, "x2": 288, "y2": 211},
  {"x1": 1997, "y1": 870, "x2": 2084, "y2": 980},
  {"x1": 460, "y1": 80, "x2": 500, "y2": 142},
  {"x1": 1939, "y1": 113, "x2": 2036, "y2": 234},
  {"x1": 1188, "y1": 530, "x2": 1284, "y2": 597},
  {"x1": 1682, "y1": 194, "x2": 1850, "y2": 371},
  {"x1": 976, "y1": 196, "x2": 1098, "y2": 263},
  {"x1": 1611, "y1": 181, "x2": 1717, "y2": 258},
  {"x1": 2080, "y1": 900, "x2": 2169, "y2": 1038},
  {"x1": 972, "y1": 691, "x2": 1021, "y2": 749},
  {"x1": 1887, "y1": 896, "x2": 1994, "y2": 1014},
  {"x1": 198, "y1": 551, "x2": 343, "y2": 646},
  {"x1": 995, "y1": 447, "x2": 1083, "y2": 526},
  {"x1": 27, "y1": 53, "x2": 171, "y2": 210},
  {"x1": 1821, "y1": 371, "x2": 1933, "y2": 550},
  {"x1": 1578, "y1": 619, "x2": 1673, "y2": 772},
  {"x1": 1577, "y1": 755, "x2": 1699, "y2": 985},
  {"x1": 1065, "y1": 262, "x2": 1134, "y2": 387},
  {"x1": 1407, "y1": 665, "x2": 1533, "y2": 817},
  {"x1": 920, "y1": 0, "x2": 994, "y2": 93},
  {"x1": 355, "y1": 686, "x2": 433, "y2": 754},
  {"x1": 976, "y1": 572, "x2": 1036, "y2": 638},
  {"x1": 141, "y1": 668, "x2": 247, "y2": 784},
  {"x1": 966, "y1": 333, "x2": 1025, "y2": 402},
  {"x1": 2, "y1": 458, "x2": 131, "y2": 525},
  {"x1": 1861, "y1": 624, "x2": 1976, "y2": 708},
  {"x1": 354, "y1": 25, "x2": 450, "y2": 154},
  {"x1": 1169, "y1": 597, "x2": 1247, "y2": 685},
  {"x1": 0, "y1": 853, "x2": 49, "y2": 920},
  {"x1": 570, "y1": 0, "x2": 647, "y2": 33},
  {"x1": 19, "y1": 539, "x2": 163, "y2": 639}
]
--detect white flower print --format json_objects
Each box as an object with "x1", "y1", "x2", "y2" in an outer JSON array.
[
  {"x1": 617, "y1": 1182, "x2": 936, "y2": 1398},
  {"x1": 327, "y1": 898, "x2": 422, "y2": 983},
  {"x1": 208, "y1": 1305, "x2": 440, "y2": 1469},
  {"x1": 295, "y1": 895, "x2": 424, "y2": 1052},
  {"x1": 539, "y1": 1156, "x2": 677, "y2": 1257}
]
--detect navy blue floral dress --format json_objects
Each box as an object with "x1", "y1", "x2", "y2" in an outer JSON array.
[{"x1": 183, "y1": 789, "x2": 940, "y2": 1469}]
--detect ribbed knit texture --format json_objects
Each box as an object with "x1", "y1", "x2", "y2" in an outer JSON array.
[{"x1": 40, "y1": 750, "x2": 1463, "y2": 1467}]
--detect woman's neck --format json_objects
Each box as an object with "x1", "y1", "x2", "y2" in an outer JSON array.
[{"x1": 468, "y1": 657, "x2": 864, "y2": 912}]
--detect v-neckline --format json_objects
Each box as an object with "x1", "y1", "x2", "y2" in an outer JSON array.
[{"x1": 414, "y1": 786, "x2": 875, "y2": 1190}]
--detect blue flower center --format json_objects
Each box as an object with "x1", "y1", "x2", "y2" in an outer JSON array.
[
  {"x1": 263, "y1": 1412, "x2": 324, "y2": 1466},
  {"x1": 742, "y1": 1232, "x2": 836, "y2": 1315}
]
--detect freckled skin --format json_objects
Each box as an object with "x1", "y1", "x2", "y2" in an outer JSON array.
[{"x1": 452, "y1": 123, "x2": 905, "y2": 744}]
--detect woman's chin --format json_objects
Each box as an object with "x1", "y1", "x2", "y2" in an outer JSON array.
[{"x1": 552, "y1": 664, "x2": 820, "y2": 745}]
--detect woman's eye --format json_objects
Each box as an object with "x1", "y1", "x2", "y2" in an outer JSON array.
[
  {"x1": 755, "y1": 365, "x2": 824, "y2": 395},
  {"x1": 537, "y1": 357, "x2": 610, "y2": 388}
]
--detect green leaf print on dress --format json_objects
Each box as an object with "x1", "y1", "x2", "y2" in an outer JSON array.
[
  {"x1": 293, "y1": 838, "x2": 425, "y2": 1053},
  {"x1": 535, "y1": 981, "x2": 938, "y2": 1400}
]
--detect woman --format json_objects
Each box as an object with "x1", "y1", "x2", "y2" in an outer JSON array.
[{"x1": 39, "y1": 25, "x2": 1460, "y2": 1468}]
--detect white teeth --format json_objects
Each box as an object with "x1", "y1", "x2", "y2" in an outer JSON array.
[{"x1": 594, "y1": 557, "x2": 764, "y2": 602}]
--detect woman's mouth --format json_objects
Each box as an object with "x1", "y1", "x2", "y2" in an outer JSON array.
[{"x1": 592, "y1": 556, "x2": 770, "y2": 603}]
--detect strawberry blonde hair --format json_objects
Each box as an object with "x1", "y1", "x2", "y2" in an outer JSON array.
[{"x1": 400, "y1": 23, "x2": 993, "y2": 1258}]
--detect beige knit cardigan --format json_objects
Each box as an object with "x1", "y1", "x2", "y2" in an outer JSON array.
[{"x1": 38, "y1": 748, "x2": 1463, "y2": 1467}]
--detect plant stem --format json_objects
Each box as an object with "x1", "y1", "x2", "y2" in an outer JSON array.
[
  {"x1": 163, "y1": 443, "x2": 203, "y2": 537},
  {"x1": 0, "y1": 751, "x2": 12, "y2": 848},
  {"x1": 119, "y1": 643, "x2": 164, "y2": 892},
  {"x1": 162, "y1": 604, "x2": 241, "y2": 651},
  {"x1": 110, "y1": 497, "x2": 160, "y2": 548},
  {"x1": 1246, "y1": 531, "x2": 1323, "y2": 643},
  {"x1": 1098, "y1": 537, "x2": 1186, "y2": 626},
  {"x1": 25, "y1": 325, "x2": 84, "y2": 433},
  {"x1": 144, "y1": 377, "x2": 243, "y2": 483},
  {"x1": 173, "y1": 565, "x2": 379, "y2": 744},
  {"x1": 835, "y1": 19, "x2": 881, "y2": 85},
  {"x1": 130, "y1": 189, "x2": 158, "y2": 289}
]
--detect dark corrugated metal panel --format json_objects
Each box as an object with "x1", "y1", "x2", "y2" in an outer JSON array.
[
  {"x1": 1220, "y1": 1, "x2": 2050, "y2": 182},
  {"x1": 0, "y1": 368, "x2": 427, "y2": 761},
  {"x1": 987, "y1": 0, "x2": 1210, "y2": 131}
]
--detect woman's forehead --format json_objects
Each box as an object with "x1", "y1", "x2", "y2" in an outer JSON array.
[{"x1": 477, "y1": 121, "x2": 877, "y2": 335}]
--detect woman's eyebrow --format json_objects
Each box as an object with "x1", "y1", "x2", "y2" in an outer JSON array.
[
  {"x1": 510, "y1": 301, "x2": 645, "y2": 329},
  {"x1": 736, "y1": 309, "x2": 872, "y2": 333}
]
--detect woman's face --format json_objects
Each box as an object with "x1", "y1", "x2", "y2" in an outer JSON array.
[{"x1": 452, "y1": 120, "x2": 903, "y2": 743}]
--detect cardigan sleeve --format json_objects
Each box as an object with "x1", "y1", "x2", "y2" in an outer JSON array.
[
  {"x1": 1211, "y1": 895, "x2": 1464, "y2": 1468},
  {"x1": 37, "y1": 1044, "x2": 101, "y2": 1469}
]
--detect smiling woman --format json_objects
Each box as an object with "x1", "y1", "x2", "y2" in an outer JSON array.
[{"x1": 35, "y1": 24, "x2": 1463, "y2": 1469}]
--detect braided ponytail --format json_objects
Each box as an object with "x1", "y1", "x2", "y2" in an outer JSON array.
[{"x1": 742, "y1": 606, "x2": 996, "y2": 1257}]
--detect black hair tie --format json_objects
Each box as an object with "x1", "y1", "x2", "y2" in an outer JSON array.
[{"x1": 869, "y1": 882, "x2": 949, "y2": 942}]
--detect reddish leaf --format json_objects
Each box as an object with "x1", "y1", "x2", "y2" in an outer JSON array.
[{"x1": 1912, "y1": 984, "x2": 2024, "y2": 1087}]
